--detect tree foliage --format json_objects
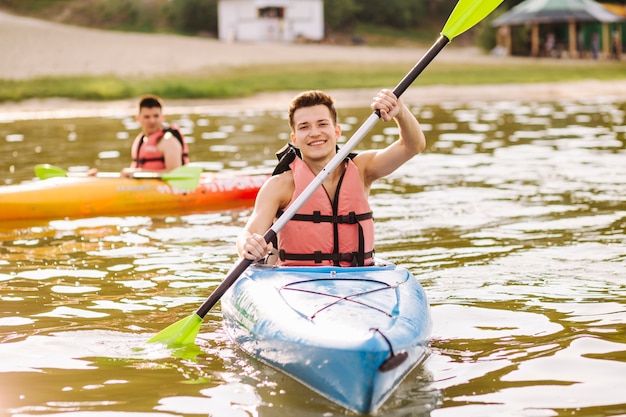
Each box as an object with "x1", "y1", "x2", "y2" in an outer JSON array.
[
  {"x1": 323, "y1": 0, "x2": 361, "y2": 31},
  {"x1": 354, "y1": 0, "x2": 425, "y2": 29},
  {"x1": 323, "y1": 0, "x2": 463, "y2": 32},
  {"x1": 168, "y1": 0, "x2": 218, "y2": 35}
]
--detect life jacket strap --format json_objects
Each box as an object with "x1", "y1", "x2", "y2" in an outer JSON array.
[
  {"x1": 280, "y1": 210, "x2": 373, "y2": 224},
  {"x1": 278, "y1": 250, "x2": 374, "y2": 266}
]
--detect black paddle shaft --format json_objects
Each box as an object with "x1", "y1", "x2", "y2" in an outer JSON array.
[
  {"x1": 195, "y1": 35, "x2": 451, "y2": 320},
  {"x1": 392, "y1": 35, "x2": 449, "y2": 99},
  {"x1": 196, "y1": 230, "x2": 277, "y2": 318}
]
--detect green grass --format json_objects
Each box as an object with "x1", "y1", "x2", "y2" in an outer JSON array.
[{"x1": 1, "y1": 59, "x2": 624, "y2": 103}]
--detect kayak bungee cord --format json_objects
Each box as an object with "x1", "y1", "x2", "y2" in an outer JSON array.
[{"x1": 280, "y1": 277, "x2": 398, "y2": 319}]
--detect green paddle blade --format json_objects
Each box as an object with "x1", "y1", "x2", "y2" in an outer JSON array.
[
  {"x1": 159, "y1": 165, "x2": 203, "y2": 191},
  {"x1": 442, "y1": 0, "x2": 504, "y2": 41},
  {"x1": 147, "y1": 313, "x2": 203, "y2": 347},
  {"x1": 34, "y1": 164, "x2": 67, "y2": 179},
  {"x1": 34, "y1": 164, "x2": 202, "y2": 190}
]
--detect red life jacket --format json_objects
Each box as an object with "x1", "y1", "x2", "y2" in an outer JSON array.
[
  {"x1": 276, "y1": 156, "x2": 375, "y2": 267},
  {"x1": 131, "y1": 125, "x2": 189, "y2": 170}
]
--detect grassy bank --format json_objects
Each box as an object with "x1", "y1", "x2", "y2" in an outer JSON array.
[{"x1": 1, "y1": 59, "x2": 624, "y2": 103}]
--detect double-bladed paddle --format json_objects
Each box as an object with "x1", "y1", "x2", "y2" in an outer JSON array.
[
  {"x1": 148, "y1": 0, "x2": 505, "y2": 347},
  {"x1": 33, "y1": 164, "x2": 203, "y2": 191}
]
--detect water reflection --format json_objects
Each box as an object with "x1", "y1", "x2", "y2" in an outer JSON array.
[{"x1": 1, "y1": 96, "x2": 625, "y2": 416}]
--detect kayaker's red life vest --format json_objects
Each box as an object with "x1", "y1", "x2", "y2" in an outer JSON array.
[
  {"x1": 131, "y1": 125, "x2": 189, "y2": 170},
  {"x1": 276, "y1": 156, "x2": 375, "y2": 267}
]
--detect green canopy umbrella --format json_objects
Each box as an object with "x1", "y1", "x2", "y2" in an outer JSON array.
[
  {"x1": 493, "y1": 0, "x2": 624, "y2": 25},
  {"x1": 492, "y1": 0, "x2": 623, "y2": 58}
]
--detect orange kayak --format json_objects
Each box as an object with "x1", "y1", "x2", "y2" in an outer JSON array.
[{"x1": 0, "y1": 172, "x2": 269, "y2": 221}]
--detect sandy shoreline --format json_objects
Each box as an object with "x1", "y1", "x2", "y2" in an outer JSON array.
[{"x1": 1, "y1": 9, "x2": 625, "y2": 118}]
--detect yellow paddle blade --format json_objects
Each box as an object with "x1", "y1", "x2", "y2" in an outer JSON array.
[
  {"x1": 442, "y1": 0, "x2": 505, "y2": 41},
  {"x1": 160, "y1": 165, "x2": 203, "y2": 191},
  {"x1": 147, "y1": 313, "x2": 203, "y2": 347},
  {"x1": 34, "y1": 164, "x2": 67, "y2": 179}
]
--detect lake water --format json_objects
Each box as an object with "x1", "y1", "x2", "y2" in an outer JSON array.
[{"x1": 1, "y1": 94, "x2": 625, "y2": 417}]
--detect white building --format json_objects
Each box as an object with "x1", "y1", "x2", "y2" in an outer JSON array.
[{"x1": 218, "y1": 0, "x2": 324, "y2": 43}]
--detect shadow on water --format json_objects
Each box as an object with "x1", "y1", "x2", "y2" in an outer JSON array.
[{"x1": 1, "y1": 96, "x2": 625, "y2": 416}]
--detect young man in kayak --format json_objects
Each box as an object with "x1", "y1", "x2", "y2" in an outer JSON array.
[
  {"x1": 122, "y1": 94, "x2": 189, "y2": 177},
  {"x1": 88, "y1": 94, "x2": 188, "y2": 177},
  {"x1": 237, "y1": 88, "x2": 425, "y2": 266}
]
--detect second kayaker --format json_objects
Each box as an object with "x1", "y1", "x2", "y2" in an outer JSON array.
[
  {"x1": 237, "y1": 88, "x2": 426, "y2": 267},
  {"x1": 88, "y1": 94, "x2": 189, "y2": 177}
]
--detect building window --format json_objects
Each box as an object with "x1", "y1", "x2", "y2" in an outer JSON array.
[{"x1": 258, "y1": 7, "x2": 284, "y2": 18}]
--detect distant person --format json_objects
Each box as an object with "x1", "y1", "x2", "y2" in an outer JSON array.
[
  {"x1": 591, "y1": 32, "x2": 600, "y2": 60},
  {"x1": 124, "y1": 94, "x2": 189, "y2": 176},
  {"x1": 612, "y1": 29, "x2": 621, "y2": 60},
  {"x1": 577, "y1": 30, "x2": 586, "y2": 59},
  {"x1": 88, "y1": 94, "x2": 189, "y2": 177},
  {"x1": 544, "y1": 32, "x2": 555, "y2": 58},
  {"x1": 237, "y1": 89, "x2": 426, "y2": 266}
]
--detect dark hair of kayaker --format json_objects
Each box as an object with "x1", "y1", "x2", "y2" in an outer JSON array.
[{"x1": 138, "y1": 94, "x2": 164, "y2": 111}]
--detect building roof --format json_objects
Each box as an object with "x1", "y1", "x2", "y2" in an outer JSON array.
[
  {"x1": 492, "y1": 0, "x2": 625, "y2": 25},
  {"x1": 600, "y1": 2, "x2": 626, "y2": 17}
]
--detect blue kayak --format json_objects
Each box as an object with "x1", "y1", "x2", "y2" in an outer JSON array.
[{"x1": 221, "y1": 262, "x2": 431, "y2": 414}]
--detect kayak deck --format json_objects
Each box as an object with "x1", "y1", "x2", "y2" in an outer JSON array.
[
  {"x1": 221, "y1": 263, "x2": 431, "y2": 414},
  {"x1": 0, "y1": 172, "x2": 269, "y2": 221}
]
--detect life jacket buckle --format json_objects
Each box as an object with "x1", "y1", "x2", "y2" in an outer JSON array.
[{"x1": 313, "y1": 251, "x2": 323, "y2": 263}]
